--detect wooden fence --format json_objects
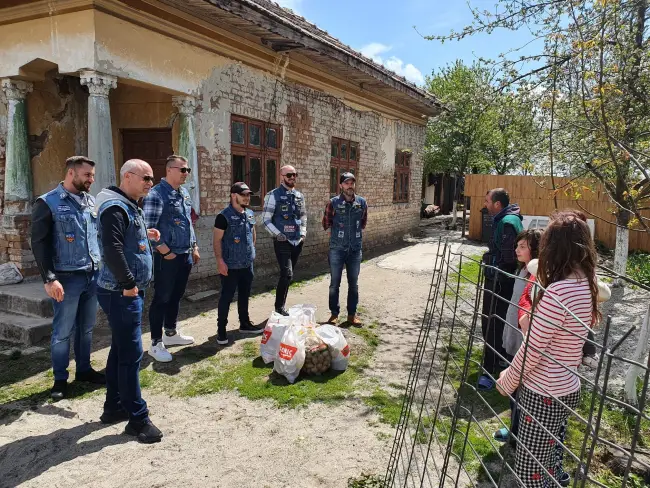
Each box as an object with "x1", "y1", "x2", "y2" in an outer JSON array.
[{"x1": 464, "y1": 174, "x2": 650, "y2": 252}]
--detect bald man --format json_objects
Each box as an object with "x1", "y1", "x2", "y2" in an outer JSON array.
[
  {"x1": 262, "y1": 164, "x2": 307, "y2": 315},
  {"x1": 95, "y1": 159, "x2": 163, "y2": 443}
]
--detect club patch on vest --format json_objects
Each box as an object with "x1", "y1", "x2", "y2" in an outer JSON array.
[
  {"x1": 65, "y1": 233, "x2": 75, "y2": 243},
  {"x1": 138, "y1": 240, "x2": 147, "y2": 251},
  {"x1": 281, "y1": 205, "x2": 288, "y2": 212},
  {"x1": 57, "y1": 205, "x2": 71, "y2": 212},
  {"x1": 284, "y1": 225, "x2": 296, "y2": 233},
  {"x1": 174, "y1": 218, "x2": 182, "y2": 226},
  {"x1": 356, "y1": 232, "x2": 361, "y2": 238},
  {"x1": 234, "y1": 237, "x2": 241, "y2": 244},
  {"x1": 338, "y1": 231, "x2": 344, "y2": 238}
]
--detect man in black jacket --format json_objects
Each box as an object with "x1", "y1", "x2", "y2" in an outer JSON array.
[
  {"x1": 31, "y1": 156, "x2": 105, "y2": 400},
  {"x1": 95, "y1": 159, "x2": 163, "y2": 443}
]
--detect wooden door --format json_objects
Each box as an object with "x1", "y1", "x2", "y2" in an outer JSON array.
[{"x1": 121, "y1": 129, "x2": 173, "y2": 183}]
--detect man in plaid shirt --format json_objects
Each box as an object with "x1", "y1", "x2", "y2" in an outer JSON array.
[
  {"x1": 142, "y1": 155, "x2": 199, "y2": 362},
  {"x1": 322, "y1": 172, "x2": 367, "y2": 326}
]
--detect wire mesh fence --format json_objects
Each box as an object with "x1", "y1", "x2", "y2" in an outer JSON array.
[{"x1": 384, "y1": 239, "x2": 650, "y2": 488}]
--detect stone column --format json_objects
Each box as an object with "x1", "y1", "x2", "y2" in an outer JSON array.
[
  {"x1": 80, "y1": 70, "x2": 117, "y2": 195},
  {"x1": 172, "y1": 95, "x2": 200, "y2": 213},
  {"x1": 1, "y1": 79, "x2": 33, "y2": 214}
]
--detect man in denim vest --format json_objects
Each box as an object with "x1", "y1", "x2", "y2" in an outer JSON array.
[
  {"x1": 322, "y1": 172, "x2": 367, "y2": 326},
  {"x1": 31, "y1": 156, "x2": 105, "y2": 400},
  {"x1": 262, "y1": 165, "x2": 307, "y2": 315},
  {"x1": 143, "y1": 155, "x2": 199, "y2": 362},
  {"x1": 95, "y1": 159, "x2": 163, "y2": 443},
  {"x1": 213, "y1": 182, "x2": 262, "y2": 345}
]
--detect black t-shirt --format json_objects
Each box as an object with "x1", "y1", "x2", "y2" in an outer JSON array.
[{"x1": 214, "y1": 213, "x2": 228, "y2": 230}]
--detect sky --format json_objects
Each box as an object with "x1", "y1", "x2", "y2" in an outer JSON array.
[{"x1": 274, "y1": 0, "x2": 542, "y2": 87}]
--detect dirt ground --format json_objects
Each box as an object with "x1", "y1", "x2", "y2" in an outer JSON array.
[{"x1": 0, "y1": 223, "x2": 476, "y2": 488}]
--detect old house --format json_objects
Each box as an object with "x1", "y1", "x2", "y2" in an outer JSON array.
[{"x1": 0, "y1": 0, "x2": 440, "y2": 286}]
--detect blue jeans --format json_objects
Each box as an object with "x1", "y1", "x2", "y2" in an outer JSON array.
[
  {"x1": 97, "y1": 288, "x2": 149, "y2": 422},
  {"x1": 328, "y1": 248, "x2": 362, "y2": 316},
  {"x1": 50, "y1": 271, "x2": 98, "y2": 381},
  {"x1": 149, "y1": 252, "x2": 193, "y2": 341},
  {"x1": 217, "y1": 265, "x2": 254, "y2": 333}
]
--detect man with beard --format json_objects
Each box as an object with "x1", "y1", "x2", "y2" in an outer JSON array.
[
  {"x1": 322, "y1": 172, "x2": 367, "y2": 326},
  {"x1": 213, "y1": 182, "x2": 262, "y2": 345},
  {"x1": 143, "y1": 155, "x2": 199, "y2": 362},
  {"x1": 262, "y1": 165, "x2": 307, "y2": 315},
  {"x1": 31, "y1": 156, "x2": 105, "y2": 400},
  {"x1": 95, "y1": 159, "x2": 163, "y2": 443}
]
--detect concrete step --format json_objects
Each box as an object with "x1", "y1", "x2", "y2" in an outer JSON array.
[
  {"x1": 0, "y1": 281, "x2": 52, "y2": 318},
  {"x1": 0, "y1": 312, "x2": 52, "y2": 345}
]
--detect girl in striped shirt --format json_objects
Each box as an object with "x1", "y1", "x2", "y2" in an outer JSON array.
[{"x1": 496, "y1": 212, "x2": 600, "y2": 487}]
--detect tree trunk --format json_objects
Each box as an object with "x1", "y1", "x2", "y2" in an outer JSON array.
[
  {"x1": 624, "y1": 302, "x2": 650, "y2": 407},
  {"x1": 613, "y1": 210, "x2": 630, "y2": 287}
]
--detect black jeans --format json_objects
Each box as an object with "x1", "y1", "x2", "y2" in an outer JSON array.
[
  {"x1": 481, "y1": 277, "x2": 515, "y2": 374},
  {"x1": 217, "y1": 266, "x2": 254, "y2": 333},
  {"x1": 273, "y1": 240, "x2": 303, "y2": 310},
  {"x1": 149, "y1": 253, "x2": 193, "y2": 341}
]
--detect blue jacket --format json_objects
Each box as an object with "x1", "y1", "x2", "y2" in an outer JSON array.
[
  {"x1": 220, "y1": 205, "x2": 256, "y2": 269},
  {"x1": 329, "y1": 194, "x2": 367, "y2": 251}
]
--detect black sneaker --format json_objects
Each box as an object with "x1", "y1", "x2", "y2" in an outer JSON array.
[
  {"x1": 100, "y1": 408, "x2": 129, "y2": 424},
  {"x1": 124, "y1": 418, "x2": 163, "y2": 443},
  {"x1": 216, "y1": 329, "x2": 229, "y2": 346},
  {"x1": 275, "y1": 307, "x2": 289, "y2": 316},
  {"x1": 239, "y1": 321, "x2": 263, "y2": 335},
  {"x1": 51, "y1": 380, "x2": 67, "y2": 400},
  {"x1": 75, "y1": 368, "x2": 106, "y2": 385}
]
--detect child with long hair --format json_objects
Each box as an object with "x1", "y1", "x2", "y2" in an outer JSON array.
[{"x1": 496, "y1": 212, "x2": 599, "y2": 487}]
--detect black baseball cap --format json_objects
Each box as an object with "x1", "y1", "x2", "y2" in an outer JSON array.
[
  {"x1": 231, "y1": 182, "x2": 252, "y2": 195},
  {"x1": 340, "y1": 172, "x2": 356, "y2": 184}
]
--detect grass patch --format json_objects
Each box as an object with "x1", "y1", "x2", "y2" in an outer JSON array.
[
  {"x1": 347, "y1": 473, "x2": 384, "y2": 488},
  {"x1": 444, "y1": 254, "x2": 483, "y2": 300},
  {"x1": 627, "y1": 251, "x2": 650, "y2": 287},
  {"x1": 364, "y1": 388, "x2": 404, "y2": 427}
]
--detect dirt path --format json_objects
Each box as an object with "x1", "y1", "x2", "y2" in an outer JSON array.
[{"x1": 0, "y1": 226, "x2": 469, "y2": 488}]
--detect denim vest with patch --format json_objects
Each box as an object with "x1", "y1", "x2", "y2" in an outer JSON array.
[
  {"x1": 271, "y1": 186, "x2": 303, "y2": 241},
  {"x1": 39, "y1": 183, "x2": 100, "y2": 273},
  {"x1": 97, "y1": 199, "x2": 153, "y2": 290},
  {"x1": 149, "y1": 180, "x2": 196, "y2": 255},
  {"x1": 220, "y1": 205, "x2": 256, "y2": 269},
  {"x1": 329, "y1": 194, "x2": 366, "y2": 251}
]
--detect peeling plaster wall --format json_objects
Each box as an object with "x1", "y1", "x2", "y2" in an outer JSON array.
[
  {"x1": 110, "y1": 84, "x2": 177, "y2": 172},
  {"x1": 191, "y1": 62, "x2": 426, "y2": 281},
  {"x1": 0, "y1": 10, "x2": 95, "y2": 78},
  {"x1": 28, "y1": 75, "x2": 88, "y2": 197}
]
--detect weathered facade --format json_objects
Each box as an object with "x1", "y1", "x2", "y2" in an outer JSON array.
[{"x1": 0, "y1": 0, "x2": 439, "y2": 280}]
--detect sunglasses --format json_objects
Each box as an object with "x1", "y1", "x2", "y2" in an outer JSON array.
[
  {"x1": 171, "y1": 167, "x2": 192, "y2": 174},
  {"x1": 128, "y1": 172, "x2": 155, "y2": 183},
  {"x1": 283, "y1": 172, "x2": 298, "y2": 178}
]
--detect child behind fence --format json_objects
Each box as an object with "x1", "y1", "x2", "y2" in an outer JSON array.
[{"x1": 496, "y1": 211, "x2": 600, "y2": 488}]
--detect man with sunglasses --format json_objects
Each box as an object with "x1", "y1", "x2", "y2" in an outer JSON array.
[
  {"x1": 142, "y1": 155, "x2": 199, "y2": 362},
  {"x1": 95, "y1": 159, "x2": 163, "y2": 443},
  {"x1": 262, "y1": 165, "x2": 307, "y2": 315}
]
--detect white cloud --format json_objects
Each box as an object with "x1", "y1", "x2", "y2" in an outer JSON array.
[
  {"x1": 273, "y1": 0, "x2": 302, "y2": 13},
  {"x1": 360, "y1": 43, "x2": 425, "y2": 86}
]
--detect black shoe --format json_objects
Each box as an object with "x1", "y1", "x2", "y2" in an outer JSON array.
[
  {"x1": 216, "y1": 329, "x2": 229, "y2": 346},
  {"x1": 100, "y1": 408, "x2": 129, "y2": 424},
  {"x1": 239, "y1": 320, "x2": 264, "y2": 335},
  {"x1": 559, "y1": 473, "x2": 570, "y2": 487},
  {"x1": 124, "y1": 419, "x2": 163, "y2": 444},
  {"x1": 51, "y1": 380, "x2": 67, "y2": 400},
  {"x1": 75, "y1": 368, "x2": 106, "y2": 385},
  {"x1": 275, "y1": 307, "x2": 289, "y2": 316}
]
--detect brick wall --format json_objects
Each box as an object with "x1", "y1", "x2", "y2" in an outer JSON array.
[{"x1": 190, "y1": 62, "x2": 426, "y2": 283}]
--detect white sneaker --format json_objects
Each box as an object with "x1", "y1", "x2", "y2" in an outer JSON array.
[
  {"x1": 162, "y1": 330, "x2": 194, "y2": 346},
  {"x1": 149, "y1": 342, "x2": 173, "y2": 362}
]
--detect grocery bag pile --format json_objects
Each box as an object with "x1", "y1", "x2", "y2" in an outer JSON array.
[{"x1": 260, "y1": 304, "x2": 350, "y2": 383}]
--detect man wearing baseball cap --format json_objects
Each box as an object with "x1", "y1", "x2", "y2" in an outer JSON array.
[
  {"x1": 213, "y1": 182, "x2": 262, "y2": 345},
  {"x1": 322, "y1": 172, "x2": 367, "y2": 326}
]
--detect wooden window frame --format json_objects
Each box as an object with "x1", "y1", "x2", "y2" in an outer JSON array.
[
  {"x1": 393, "y1": 150, "x2": 412, "y2": 203},
  {"x1": 330, "y1": 137, "x2": 360, "y2": 196},
  {"x1": 231, "y1": 115, "x2": 282, "y2": 208}
]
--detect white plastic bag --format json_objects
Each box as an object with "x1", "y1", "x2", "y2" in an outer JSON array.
[
  {"x1": 288, "y1": 304, "x2": 317, "y2": 326},
  {"x1": 260, "y1": 322, "x2": 290, "y2": 364},
  {"x1": 273, "y1": 325, "x2": 307, "y2": 383},
  {"x1": 315, "y1": 324, "x2": 350, "y2": 371}
]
